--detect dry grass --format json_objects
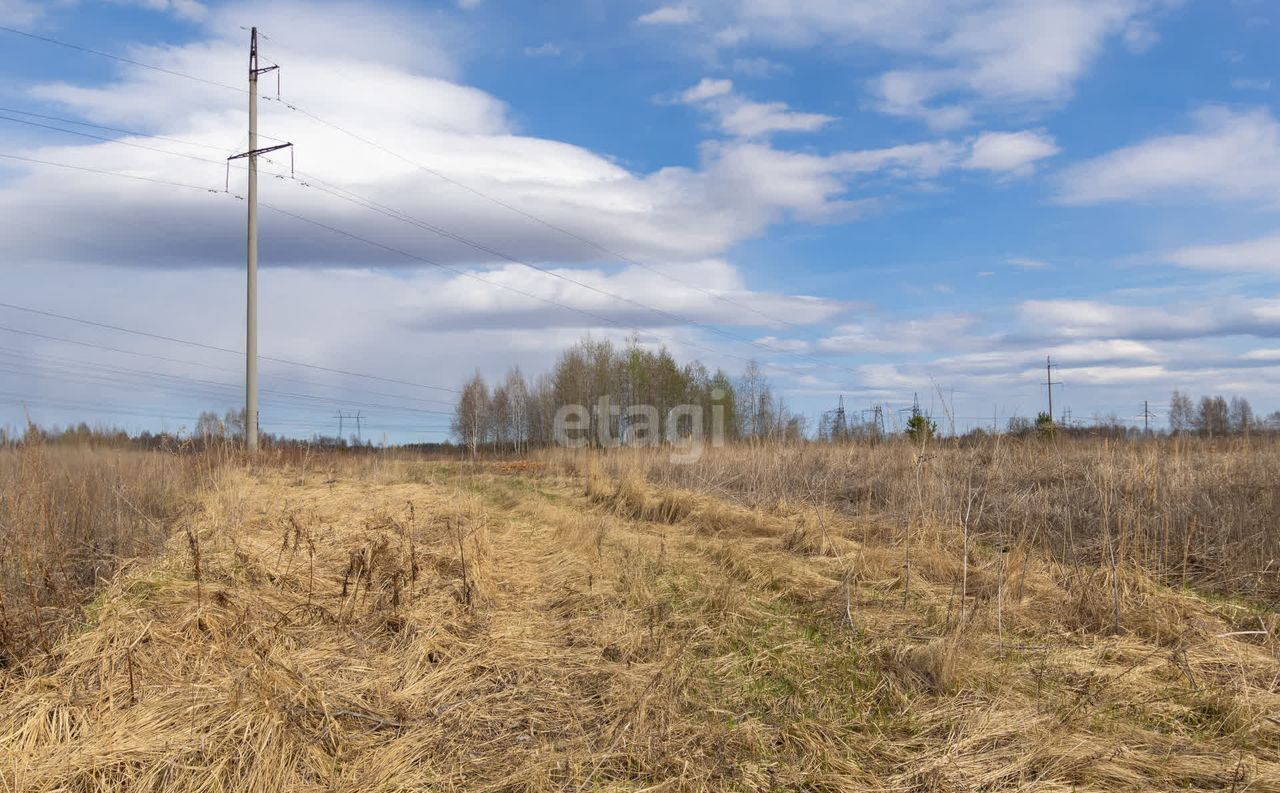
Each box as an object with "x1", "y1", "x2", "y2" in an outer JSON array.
[
  {"x1": 0, "y1": 440, "x2": 1277, "y2": 791},
  {"x1": 0, "y1": 441, "x2": 218, "y2": 662},
  {"x1": 544, "y1": 437, "x2": 1280, "y2": 603}
]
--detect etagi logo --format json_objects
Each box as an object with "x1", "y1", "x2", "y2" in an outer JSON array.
[{"x1": 552, "y1": 390, "x2": 729, "y2": 464}]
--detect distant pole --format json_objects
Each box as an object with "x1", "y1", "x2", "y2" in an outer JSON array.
[
  {"x1": 1143, "y1": 400, "x2": 1149, "y2": 433},
  {"x1": 1046, "y1": 356, "x2": 1053, "y2": 420},
  {"x1": 1044, "y1": 356, "x2": 1061, "y2": 421},
  {"x1": 245, "y1": 26, "x2": 259, "y2": 452}
]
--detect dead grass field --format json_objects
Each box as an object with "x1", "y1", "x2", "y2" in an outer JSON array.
[{"x1": 0, "y1": 442, "x2": 1278, "y2": 791}]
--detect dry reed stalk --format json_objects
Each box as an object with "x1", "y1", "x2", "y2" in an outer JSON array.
[{"x1": 1, "y1": 444, "x2": 1278, "y2": 791}]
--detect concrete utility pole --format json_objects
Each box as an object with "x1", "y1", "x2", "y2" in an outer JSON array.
[
  {"x1": 245, "y1": 27, "x2": 261, "y2": 452},
  {"x1": 1044, "y1": 356, "x2": 1061, "y2": 421},
  {"x1": 228, "y1": 27, "x2": 290, "y2": 452}
]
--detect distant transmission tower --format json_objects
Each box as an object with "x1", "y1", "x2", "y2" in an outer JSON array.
[{"x1": 833, "y1": 395, "x2": 848, "y2": 440}]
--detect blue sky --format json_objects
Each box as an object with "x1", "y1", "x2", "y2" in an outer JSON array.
[{"x1": 0, "y1": 0, "x2": 1277, "y2": 441}]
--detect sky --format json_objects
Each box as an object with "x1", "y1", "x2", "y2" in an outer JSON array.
[{"x1": 0, "y1": 0, "x2": 1277, "y2": 442}]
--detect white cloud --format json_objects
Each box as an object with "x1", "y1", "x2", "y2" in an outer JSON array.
[
  {"x1": 1, "y1": 260, "x2": 829, "y2": 438},
  {"x1": 1232, "y1": 77, "x2": 1272, "y2": 91},
  {"x1": 1056, "y1": 106, "x2": 1280, "y2": 205},
  {"x1": 872, "y1": 69, "x2": 974, "y2": 130},
  {"x1": 817, "y1": 313, "x2": 981, "y2": 355},
  {"x1": 718, "y1": 100, "x2": 834, "y2": 137},
  {"x1": 964, "y1": 130, "x2": 1059, "y2": 174},
  {"x1": 107, "y1": 0, "x2": 208, "y2": 21},
  {"x1": 753, "y1": 335, "x2": 812, "y2": 353},
  {"x1": 523, "y1": 42, "x2": 562, "y2": 57},
  {"x1": 1054, "y1": 364, "x2": 1169, "y2": 385},
  {"x1": 0, "y1": 0, "x2": 45, "y2": 26},
  {"x1": 638, "y1": 4, "x2": 698, "y2": 25},
  {"x1": 1165, "y1": 233, "x2": 1280, "y2": 273},
  {"x1": 1015, "y1": 297, "x2": 1280, "y2": 342},
  {"x1": 679, "y1": 77, "x2": 733, "y2": 103},
  {"x1": 731, "y1": 57, "x2": 787, "y2": 78},
  {"x1": 688, "y1": 0, "x2": 1166, "y2": 127},
  {"x1": 676, "y1": 78, "x2": 833, "y2": 138},
  {"x1": 1243, "y1": 349, "x2": 1280, "y2": 361},
  {"x1": 936, "y1": 339, "x2": 1164, "y2": 372},
  {"x1": 0, "y1": 1, "x2": 1029, "y2": 335},
  {"x1": 1006, "y1": 257, "x2": 1051, "y2": 269}
]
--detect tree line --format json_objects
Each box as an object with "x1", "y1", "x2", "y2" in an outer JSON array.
[
  {"x1": 1167, "y1": 390, "x2": 1276, "y2": 436},
  {"x1": 450, "y1": 336, "x2": 804, "y2": 456}
]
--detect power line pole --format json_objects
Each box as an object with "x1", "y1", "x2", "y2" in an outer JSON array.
[
  {"x1": 335, "y1": 411, "x2": 344, "y2": 442},
  {"x1": 1141, "y1": 400, "x2": 1154, "y2": 433},
  {"x1": 1044, "y1": 356, "x2": 1061, "y2": 421},
  {"x1": 354, "y1": 410, "x2": 363, "y2": 445},
  {"x1": 228, "y1": 27, "x2": 290, "y2": 452}
]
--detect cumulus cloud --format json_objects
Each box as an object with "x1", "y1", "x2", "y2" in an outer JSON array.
[
  {"x1": 523, "y1": 42, "x2": 562, "y2": 57},
  {"x1": 1165, "y1": 233, "x2": 1280, "y2": 273},
  {"x1": 676, "y1": 78, "x2": 833, "y2": 138},
  {"x1": 1056, "y1": 106, "x2": 1280, "y2": 205},
  {"x1": 0, "y1": 0, "x2": 47, "y2": 26},
  {"x1": 1014, "y1": 297, "x2": 1280, "y2": 342},
  {"x1": 3, "y1": 3, "x2": 1056, "y2": 284},
  {"x1": 679, "y1": 77, "x2": 733, "y2": 103},
  {"x1": 1006, "y1": 257, "x2": 1052, "y2": 269},
  {"x1": 936, "y1": 339, "x2": 1165, "y2": 372},
  {"x1": 637, "y1": 4, "x2": 698, "y2": 25},
  {"x1": 964, "y1": 130, "x2": 1059, "y2": 174},
  {"x1": 396, "y1": 259, "x2": 845, "y2": 332},
  {"x1": 673, "y1": 0, "x2": 1169, "y2": 127},
  {"x1": 0, "y1": 49, "x2": 840, "y2": 270},
  {"x1": 816, "y1": 313, "x2": 982, "y2": 355},
  {"x1": 0, "y1": 261, "x2": 757, "y2": 434},
  {"x1": 110, "y1": 0, "x2": 208, "y2": 20}
]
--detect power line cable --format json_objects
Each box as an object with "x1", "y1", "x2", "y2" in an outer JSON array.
[
  {"x1": 0, "y1": 105, "x2": 233, "y2": 151},
  {"x1": 0, "y1": 300, "x2": 460, "y2": 394},
  {"x1": 0, "y1": 23, "x2": 812, "y2": 332},
  {"x1": 280, "y1": 167, "x2": 855, "y2": 375},
  {"x1": 0, "y1": 151, "x2": 220, "y2": 193},
  {"x1": 2, "y1": 111, "x2": 842, "y2": 379},
  {"x1": 269, "y1": 99, "x2": 809, "y2": 331},
  {"x1": 0, "y1": 349, "x2": 455, "y2": 418},
  {"x1": 0, "y1": 24, "x2": 244, "y2": 93},
  {"x1": 3, "y1": 148, "x2": 831, "y2": 388},
  {"x1": 0, "y1": 113, "x2": 228, "y2": 166},
  {"x1": 0, "y1": 324, "x2": 455, "y2": 407}
]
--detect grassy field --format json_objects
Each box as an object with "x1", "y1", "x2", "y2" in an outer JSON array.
[{"x1": 0, "y1": 440, "x2": 1278, "y2": 791}]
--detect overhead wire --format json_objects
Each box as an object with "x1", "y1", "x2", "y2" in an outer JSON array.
[
  {"x1": 0, "y1": 24, "x2": 817, "y2": 335},
  {"x1": 0, "y1": 324, "x2": 456, "y2": 408},
  {"x1": 0, "y1": 108, "x2": 849, "y2": 383},
  {"x1": 0, "y1": 348, "x2": 455, "y2": 418},
  {"x1": 0, "y1": 300, "x2": 460, "y2": 394}
]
